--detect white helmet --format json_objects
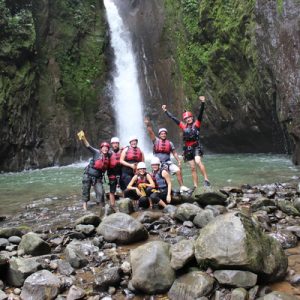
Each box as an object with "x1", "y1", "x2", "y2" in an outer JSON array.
[
  {"x1": 137, "y1": 162, "x2": 146, "y2": 169},
  {"x1": 129, "y1": 136, "x2": 138, "y2": 143},
  {"x1": 151, "y1": 157, "x2": 161, "y2": 165},
  {"x1": 110, "y1": 137, "x2": 120, "y2": 143},
  {"x1": 158, "y1": 128, "x2": 168, "y2": 135}
]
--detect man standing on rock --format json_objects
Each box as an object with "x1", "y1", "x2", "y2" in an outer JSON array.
[
  {"x1": 107, "y1": 137, "x2": 125, "y2": 210},
  {"x1": 144, "y1": 117, "x2": 189, "y2": 193},
  {"x1": 162, "y1": 96, "x2": 210, "y2": 191},
  {"x1": 77, "y1": 131, "x2": 110, "y2": 210},
  {"x1": 120, "y1": 136, "x2": 145, "y2": 188}
]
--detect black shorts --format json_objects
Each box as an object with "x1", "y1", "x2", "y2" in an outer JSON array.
[
  {"x1": 183, "y1": 144, "x2": 203, "y2": 161},
  {"x1": 109, "y1": 176, "x2": 126, "y2": 193},
  {"x1": 150, "y1": 189, "x2": 168, "y2": 204}
]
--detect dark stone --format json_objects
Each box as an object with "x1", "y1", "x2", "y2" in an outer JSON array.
[
  {"x1": 18, "y1": 232, "x2": 51, "y2": 256},
  {"x1": 195, "y1": 191, "x2": 228, "y2": 206},
  {"x1": 75, "y1": 214, "x2": 101, "y2": 227},
  {"x1": 94, "y1": 267, "x2": 121, "y2": 291}
]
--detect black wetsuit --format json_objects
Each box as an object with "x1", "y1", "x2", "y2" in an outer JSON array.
[{"x1": 165, "y1": 102, "x2": 205, "y2": 161}]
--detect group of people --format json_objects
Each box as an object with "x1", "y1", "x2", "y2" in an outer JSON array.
[{"x1": 77, "y1": 96, "x2": 210, "y2": 211}]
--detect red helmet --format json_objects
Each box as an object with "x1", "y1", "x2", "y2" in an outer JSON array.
[
  {"x1": 100, "y1": 142, "x2": 110, "y2": 149},
  {"x1": 182, "y1": 111, "x2": 193, "y2": 120}
]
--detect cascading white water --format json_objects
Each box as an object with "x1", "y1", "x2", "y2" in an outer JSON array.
[{"x1": 104, "y1": 0, "x2": 148, "y2": 150}]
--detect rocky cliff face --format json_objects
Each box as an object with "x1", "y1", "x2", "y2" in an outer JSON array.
[
  {"x1": 255, "y1": 0, "x2": 300, "y2": 164},
  {"x1": 0, "y1": 0, "x2": 112, "y2": 171}
]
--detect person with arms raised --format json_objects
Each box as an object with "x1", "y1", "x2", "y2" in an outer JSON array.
[
  {"x1": 144, "y1": 117, "x2": 189, "y2": 193},
  {"x1": 77, "y1": 130, "x2": 110, "y2": 210},
  {"x1": 162, "y1": 96, "x2": 210, "y2": 191}
]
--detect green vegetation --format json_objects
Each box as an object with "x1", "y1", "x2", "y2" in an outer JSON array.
[
  {"x1": 0, "y1": 0, "x2": 36, "y2": 120},
  {"x1": 276, "y1": 0, "x2": 284, "y2": 15},
  {"x1": 37, "y1": 0, "x2": 107, "y2": 118},
  {"x1": 163, "y1": 0, "x2": 263, "y2": 110}
]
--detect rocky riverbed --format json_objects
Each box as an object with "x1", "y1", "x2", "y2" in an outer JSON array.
[{"x1": 1, "y1": 181, "x2": 300, "y2": 300}]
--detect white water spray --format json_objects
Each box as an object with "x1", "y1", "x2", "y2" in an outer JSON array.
[{"x1": 104, "y1": 0, "x2": 148, "y2": 150}]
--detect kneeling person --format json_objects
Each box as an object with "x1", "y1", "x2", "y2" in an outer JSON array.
[
  {"x1": 149, "y1": 157, "x2": 172, "y2": 208},
  {"x1": 126, "y1": 162, "x2": 155, "y2": 209}
]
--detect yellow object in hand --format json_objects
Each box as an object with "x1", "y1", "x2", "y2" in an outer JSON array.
[{"x1": 77, "y1": 130, "x2": 85, "y2": 140}]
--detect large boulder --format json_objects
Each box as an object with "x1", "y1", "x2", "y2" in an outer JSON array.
[
  {"x1": 96, "y1": 213, "x2": 148, "y2": 244},
  {"x1": 20, "y1": 270, "x2": 60, "y2": 300},
  {"x1": 175, "y1": 203, "x2": 202, "y2": 222},
  {"x1": 194, "y1": 212, "x2": 288, "y2": 282},
  {"x1": 195, "y1": 191, "x2": 228, "y2": 206},
  {"x1": 18, "y1": 232, "x2": 51, "y2": 256},
  {"x1": 7, "y1": 257, "x2": 41, "y2": 287},
  {"x1": 168, "y1": 271, "x2": 215, "y2": 300},
  {"x1": 131, "y1": 241, "x2": 175, "y2": 294},
  {"x1": 170, "y1": 239, "x2": 195, "y2": 270}
]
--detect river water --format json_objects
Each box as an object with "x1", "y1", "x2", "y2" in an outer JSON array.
[{"x1": 0, "y1": 154, "x2": 299, "y2": 215}]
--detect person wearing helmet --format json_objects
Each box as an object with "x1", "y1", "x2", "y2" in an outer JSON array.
[
  {"x1": 144, "y1": 117, "x2": 189, "y2": 193},
  {"x1": 120, "y1": 136, "x2": 145, "y2": 188},
  {"x1": 149, "y1": 157, "x2": 172, "y2": 208},
  {"x1": 162, "y1": 96, "x2": 210, "y2": 190},
  {"x1": 126, "y1": 162, "x2": 155, "y2": 209},
  {"x1": 77, "y1": 130, "x2": 110, "y2": 210},
  {"x1": 107, "y1": 137, "x2": 125, "y2": 210}
]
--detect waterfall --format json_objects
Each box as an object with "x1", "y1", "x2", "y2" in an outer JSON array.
[{"x1": 104, "y1": 0, "x2": 148, "y2": 151}]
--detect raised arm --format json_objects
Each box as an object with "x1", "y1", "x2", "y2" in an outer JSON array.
[
  {"x1": 162, "y1": 105, "x2": 180, "y2": 125},
  {"x1": 77, "y1": 130, "x2": 90, "y2": 147},
  {"x1": 144, "y1": 117, "x2": 156, "y2": 142},
  {"x1": 197, "y1": 96, "x2": 206, "y2": 122}
]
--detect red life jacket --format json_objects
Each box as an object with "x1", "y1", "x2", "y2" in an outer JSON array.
[
  {"x1": 109, "y1": 150, "x2": 121, "y2": 169},
  {"x1": 93, "y1": 154, "x2": 109, "y2": 172},
  {"x1": 153, "y1": 139, "x2": 172, "y2": 154},
  {"x1": 135, "y1": 174, "x2": 148, "y2": 186},
  {"x1": 181, "y1": 123, "x2": 200, "y2": 147},
  {"x1": 125, "y1": 146, "x2": 143, "y2": 163}
]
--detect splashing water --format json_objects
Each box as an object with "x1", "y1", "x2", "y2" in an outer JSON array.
[{"x1": 104, "y1": 0, "x2": 148, "y2": 150}]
